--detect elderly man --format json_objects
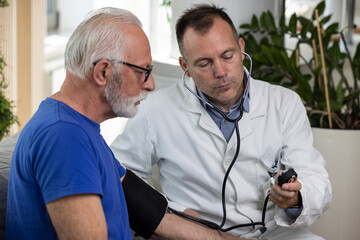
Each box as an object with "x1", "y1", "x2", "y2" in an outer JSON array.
[
  {"x1": 6, "y1": 7, "x2": 246, "y2": 240},
  {"x1": 111, "y1": 4, "x2": 332, "y2": 240}
]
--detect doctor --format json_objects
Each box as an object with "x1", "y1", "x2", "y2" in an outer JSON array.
[{"x1": 111, "y1": 4, "x2": 331, "y2": 239}]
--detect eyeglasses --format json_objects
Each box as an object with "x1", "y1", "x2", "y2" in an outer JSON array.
[{"x1": 93, "y1": 59, "x2": 153, "y2": 82}]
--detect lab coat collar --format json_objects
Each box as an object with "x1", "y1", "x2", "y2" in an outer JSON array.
[
  {"x1": 182, "y1": 72, "x2": 267, "y2": 120},
  {"x1": 182, "y1": 71, "x2": 268, "y2": 142},
  {"x1": 182, "y1": 79, "x2": 224, "y2": 140},
  {"x1": 182, "y1": 78, "x2": 202, "y2": 114},
  {"x1": 196, "y1": 70, "x2": 250, "y2": 114}
]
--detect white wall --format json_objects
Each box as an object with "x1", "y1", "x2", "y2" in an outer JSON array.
[
  {"x1": 170, "y1": 0, "x2": 282, "y2": 58},
  {"x1": 57, "y1": 0, "x2": 94, "y2": 33},
  {"x1": 51, "y1": 0, "x2": 285, "y2": 143}
]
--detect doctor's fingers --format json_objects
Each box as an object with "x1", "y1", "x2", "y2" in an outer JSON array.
[
  {"x1": 270, "y1": 183, "x2": 298, "y2": 199},
  {"x1": 281, "y1": 180, "x2": 302, "y2": 191},
  {"x1": 269, "y1": 189, "x2": 299, "y2": 209},
  {"x1": 269, "y1": 194, "x2": 298, "y2": 209}
]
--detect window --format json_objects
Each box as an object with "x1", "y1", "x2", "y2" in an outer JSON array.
[
  {"x1": 285, "y1": 0, "x2": 360, "y2": 46},
  {"x1": 45, "y1": 0, "x2": 172, "y2": 144},
  {"x1": 45, "y1": 0, "x2": 172, "y2": 95},
  {"x1": 285, "y1": 0, "x2": 323, "y2": 20}
]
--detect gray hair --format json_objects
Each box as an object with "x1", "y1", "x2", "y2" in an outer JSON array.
[{"x1": 64, "y1": 7, "x2": 142, "y2": 79}]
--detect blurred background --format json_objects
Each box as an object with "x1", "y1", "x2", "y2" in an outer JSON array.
[{"x1": 0, "y1": 0, "x2": 359, "y2": 143}]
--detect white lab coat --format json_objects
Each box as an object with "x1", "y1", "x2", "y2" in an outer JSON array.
[{"x1": 111, "y1": 77, "x2": 332, "y2": 239}]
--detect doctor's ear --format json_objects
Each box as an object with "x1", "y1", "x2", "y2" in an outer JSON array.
[
  {"x1": 239, "y1": 38, "x2": 246, "y2": 60},
  {"x1": 179, "y1": 57, "x2": 191, "y2": 77}
]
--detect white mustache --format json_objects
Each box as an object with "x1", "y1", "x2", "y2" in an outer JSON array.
[{"x1": 133, "y1": 91, "x2": 147, "y2": 103}]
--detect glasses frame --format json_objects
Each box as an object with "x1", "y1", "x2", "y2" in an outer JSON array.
[{"x1": 93, "y1": 59, "x2": 153, "y2": 82}]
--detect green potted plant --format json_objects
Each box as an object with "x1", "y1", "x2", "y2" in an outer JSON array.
[
  {"x1": 239, "y1": 0, "x2": 360, "y2": 129},
  {"x1": 239, "y1": 1, "x2": 360, "y2": 239},
  {"x1": 0, "y1": 0, "x2": 17, "y2": 141},
  {"x1": 0, "y1": 0, "x2": 8, "y2": 7}
]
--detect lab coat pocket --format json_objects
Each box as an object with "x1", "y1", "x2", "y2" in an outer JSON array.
[
  {"x1": 256, "y1": 158, "x2": 278, "y2": 200},
  {"x1": 256, "y1": 158, "x2": 278, "y2": 178}
]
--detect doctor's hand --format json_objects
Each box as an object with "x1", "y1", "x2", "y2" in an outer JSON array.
[{"x1": 269, "y1": 170, "x2": 302, "y2": 209}]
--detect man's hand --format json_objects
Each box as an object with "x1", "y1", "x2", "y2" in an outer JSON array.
[{"x1": 269, "y1": 170, "x2": 302, "y2": 209}]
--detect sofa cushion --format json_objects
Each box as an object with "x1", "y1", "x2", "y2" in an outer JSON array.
[{"x1": 0, "y1": 132, "x2": 20, "y2": 239}]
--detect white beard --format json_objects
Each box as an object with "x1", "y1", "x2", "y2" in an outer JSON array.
[{"x1": 105, "y1": 71, "x2": 147, "y2": 118}]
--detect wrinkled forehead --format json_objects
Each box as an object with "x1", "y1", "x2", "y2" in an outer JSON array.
[
  {"x1": 183, "y1": 19, "x2": 238, "y2": 51},
  {"x1": 122, "y1": 25, "x2": 152, "y2": 63}
]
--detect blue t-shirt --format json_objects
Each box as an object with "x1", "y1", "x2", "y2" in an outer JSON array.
[{"x1": 6, "y1": 98, "x2": 132, "y2": 239}]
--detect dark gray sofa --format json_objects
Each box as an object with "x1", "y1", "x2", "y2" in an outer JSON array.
[
  {"x1": 0, "y1": 132, "x2": 20, "y2": 239},
  {"x1": 0, "y1": 132, "x2": 159, "y2": 239}
]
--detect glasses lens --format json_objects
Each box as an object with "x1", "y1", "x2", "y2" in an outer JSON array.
[{"x1": 144, "y1": 69, "x2": 152, "y2": 82}]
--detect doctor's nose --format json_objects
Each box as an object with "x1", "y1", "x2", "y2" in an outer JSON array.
[{"x1": 213, "y1": 60, "x2": 226, "y2": 78}]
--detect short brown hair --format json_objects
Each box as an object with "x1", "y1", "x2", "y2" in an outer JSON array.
[{"x1": 175, "y1": 4, "x2": 238, "y2": 58}]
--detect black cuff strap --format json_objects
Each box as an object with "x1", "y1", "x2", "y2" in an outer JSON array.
[
  {"x1": 122, "y1": 169, "x2": 167, "y2": 239},
  {"x1": 295, "y1": 191, "x2": 303, "y2": 208}
]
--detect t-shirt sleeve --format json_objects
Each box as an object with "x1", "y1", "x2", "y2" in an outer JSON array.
[
  {"x1": 115, "y1": 157, "x2": 127, "y2": 179},
  {"x1": 30, "y1": 123, "x2": 103, "y2": 204}
]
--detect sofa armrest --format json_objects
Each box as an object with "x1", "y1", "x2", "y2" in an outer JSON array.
[{"x1": 0, "y1": 132, "x2": 20, "y2": 239}]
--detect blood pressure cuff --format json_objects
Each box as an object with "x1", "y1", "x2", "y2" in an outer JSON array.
[{"x1": 122, "y1": 169, "x2": 168, "y2": 239}]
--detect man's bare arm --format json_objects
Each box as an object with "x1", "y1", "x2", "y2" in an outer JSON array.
[
  {"x1": 151, "y1": 212, "x2": 250, "y2": 240},
  {"x1": 46, "y1": 194, "x2": 107, "y2": 240},
  {"x1": 121, "y1": 172, "x2": 251, "y2": 239}
]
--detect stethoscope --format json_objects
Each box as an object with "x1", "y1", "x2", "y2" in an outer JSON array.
[{"x1": 168, "y1": 52, "x2": 270, "y2": 234}]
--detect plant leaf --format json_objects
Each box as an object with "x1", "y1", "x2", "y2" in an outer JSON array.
[
  {"x1": 280, "y1": 50, "x2": 290, "y2": 70},
  {"x1": 260, "y1": 37, "x2": 270, "y2": 46},
  {"x1": 273, "y1": 48, "x2": 286, "y2": 69},
  {"x1": 353, "y1": 44, "x2": 360, "y2": 80},
  {"x1": 296, "y1": 74, "x2": 313, "y2": 103},
  {"x1": 260, "y1": 12, "x2": 269, "y2": 30},
  {"x1": 239, "y1": 23, "x2": 252, "y2": 30},
  {"x1": 261, "y1": 45, "x2": 277, "y2": 66},
  {"x1": 289, "y1": 13, "x2": 297, "y2": 35},
  {"x1": 270, "y1": 33, "x2": 282, "y2": 47},
  {"x1": 243, "y1": 34, "x2": 259, "y2": 54},
  {"x1": 328, "y1": 41, "x2": 341, "y2": 66},
  {"x1": 279, "y1": 14, "x2": 287, "y2": 32},
  {"x1": 251, "y1": 15, "x2": 260, "y2": 31},
  {"x1": 329, "y1": 100, "x2": 343, "y2": 111},
  {"x1": 344, "y1": 89, "x2": 360, "y2": 102},
  {"x1": 336, "y1": 79, "x2": 345, "y2": 104},
  {"x1": 312, "y1": 1, "x2": 326, "y2": 20},
  {"x1": 299, "y1": 17, "x2": 313, "y2": 39},
  {"x1": 265, "y1": 11, "x2": 276, "y2": 31},
  {"x1": 253, "y1": 52, "x2": 270, "y2": 65},
  {"x1": 320, "y1": 15, "x2": 332, "y2": 25},
  {"x1": 325, "y1": 22, "x2": 339, "y2": 35},
  {"x1": 263, "y1": 71, "x2": 284, "y2": 83}
]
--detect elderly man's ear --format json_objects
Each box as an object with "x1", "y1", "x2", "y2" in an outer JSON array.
[{"x1": 93, "y1": 60, "x2": 114, "y2": 86}]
